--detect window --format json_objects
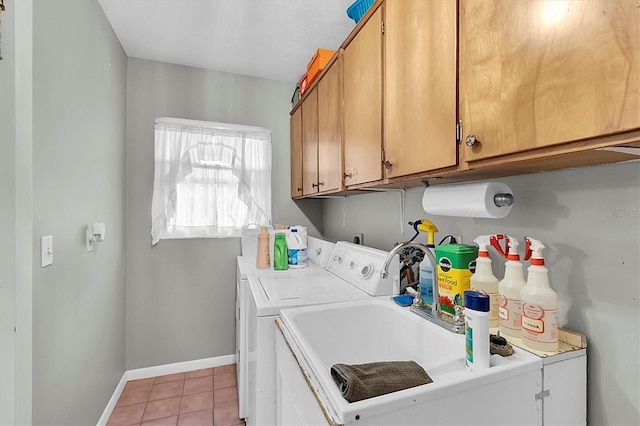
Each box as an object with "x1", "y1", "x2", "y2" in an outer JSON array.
[{"x1": 151, "y1": 117, "x2": 271, "y2": 245}]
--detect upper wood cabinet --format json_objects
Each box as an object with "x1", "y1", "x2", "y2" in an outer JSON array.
[
  {"x1": 383, "y1": 0, "x2": 458, "y2": 178},
  {"x1": 459, "y1": 0, "x2": 640, "y2": 163},
  {"x1": 316, "y1": 56, "x2": 344, "y2": 194},
  {"x1": 343, "y1": 6, "x2": 383, "y2": 186},
  {"x1": 291, "y1": 0, "x2": 640, "y2": 197},
  {"x1": 293, "y1": 55, "x2": 344, "y2": 197},
  {"x1": 290, "y1": 107, "x2": 303, "y2": 198}
]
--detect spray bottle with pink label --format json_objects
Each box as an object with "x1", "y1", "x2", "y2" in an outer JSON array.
[
  {"x1": 491, "y1": 235, "x2": 527, "y2": 339},
  {"x1": 520, "y1": 237, "x2": 558, "y2": 352}
]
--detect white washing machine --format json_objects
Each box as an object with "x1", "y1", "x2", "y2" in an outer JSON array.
[
  {"x1": 244, "y1": 241, "x2": 400, "y2": 426},
  {"x1": 235, "y1": 236, "x2": 336, "y2": 419}
]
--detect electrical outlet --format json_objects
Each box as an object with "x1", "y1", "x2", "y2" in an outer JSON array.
[{"x1": 354, "y1": 233, "x2": 364, "y2": 245}]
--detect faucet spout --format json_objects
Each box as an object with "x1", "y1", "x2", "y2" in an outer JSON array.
[{"x1": 381, "y1": 241, "x2": 465, "y2": 334}]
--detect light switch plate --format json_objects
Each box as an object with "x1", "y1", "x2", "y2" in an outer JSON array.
[{"x1": 41, "y1": 235, "x2": 53, "y2": 267}]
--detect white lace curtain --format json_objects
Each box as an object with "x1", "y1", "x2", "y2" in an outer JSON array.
[{"x1": 151, "y1": 117, "x2": 271, "y2": 245}]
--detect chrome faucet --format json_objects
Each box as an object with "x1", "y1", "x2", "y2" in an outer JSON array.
[{"x1": 380, "y1": 241, "x2": 465, "y2": 334}]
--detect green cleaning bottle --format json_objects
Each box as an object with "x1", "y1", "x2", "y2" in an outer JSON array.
[{"x1": 273, "y1": 232, "x2": 289, "y2": 270}]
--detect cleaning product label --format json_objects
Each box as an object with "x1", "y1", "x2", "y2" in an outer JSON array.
[
  {"x1": 436, "y1": 245, "x2": 478, "y2": 315},
  {"x1": 286, "y1": 231, "x2": 308, "y2": 269},
  {"x1": 287, "y1": 248, "x2": 307, "y2": 268},
  {"x1": 487, "y1": 290, "x2": 499, "y2": 326},
  {"x1": 521, "y1": 303, "x2": 558, "y2": 342},
  {"x1": 465, "y1": 324, "x2": 473, "y2": 363},
  {"x1": 498, "y1": 294, "x2": 522, "y2": 333},
  {"x1": 419, "y1": 264, "x2": 434, "y2": 306}
]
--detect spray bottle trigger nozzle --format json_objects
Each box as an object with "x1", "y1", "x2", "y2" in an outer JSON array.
[{"x1": 490, "y1": 234, "x2": 509, "y2": 258}]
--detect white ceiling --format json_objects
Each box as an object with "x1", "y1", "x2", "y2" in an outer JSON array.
[{"x1": 98, "y1": 0, "x2": 357, "y2": 82}]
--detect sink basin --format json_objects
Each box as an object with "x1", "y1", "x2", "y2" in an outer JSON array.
[
  {"x1": 278, "y1": 298, "x2": 541, "y2": 424},
  {"x1": 282, "y1": 298, "x2": 466, "y2": 380}
]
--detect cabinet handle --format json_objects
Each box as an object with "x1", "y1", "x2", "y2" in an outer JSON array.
[
  {"x1": 465, "y1": 134, "x2": 478, "y2": 147},
  {"x1": 312, "y1": 182, "x2": 324, "y2": 188},
  {"x1": 297, "y1": 187, "x2": 302, "y2": 192},
  {"x1": 344, "y1": 169, "x2": 358, "y2": 181},
  {"x1": 382, "y1": 160, "x2": 393, "y2": 170}
]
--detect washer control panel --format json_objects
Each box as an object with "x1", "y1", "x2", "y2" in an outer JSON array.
[{"x1": 326, "y1": 241, "x2": 399, "y2": 296}]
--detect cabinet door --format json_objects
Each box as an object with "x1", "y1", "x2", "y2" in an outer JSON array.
[
  {"x1": 317, "y1": 56, "x2": 343, "y2": 193},
  {"x1": 290, "y1": 107, "x2": 303, "y2": 198},
  {"x1": 384, "y1": 0, "x2": 457, "y2": 178},
  {"x1": 343, "y1": 6, "x2": 383, "y2": 185},
  {"x1": 302, "y1": 88, "x2": 319, "y2": 196},
  {"x1": 460, "y1": 0, "x2": 640, "y2": 162}
]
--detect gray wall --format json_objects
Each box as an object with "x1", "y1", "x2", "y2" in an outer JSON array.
[
  {"x1": 322, "y1": 161, "x2": 640, "y2": 426},
  {"x1": 125, "y1": 58, "x2": 322, "y2": 369},
  {"x1": 31, "y1": 1, "x2": 128, "y2": 424},
  {"x1": 0, "y1": 1, "x2": 17, "y2": 423}
]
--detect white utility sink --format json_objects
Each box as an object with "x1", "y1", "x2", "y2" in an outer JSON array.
[
  {"x1": 278, "y1": 298, "x2": 542, "y2": 424},
  {"x1": 282, "y1": 298, "x2": 466, "y2": 380}
]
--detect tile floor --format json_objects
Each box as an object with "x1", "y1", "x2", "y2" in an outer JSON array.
[{"x1": 107, "y1": 365, "x2": 245, "y2": 426}]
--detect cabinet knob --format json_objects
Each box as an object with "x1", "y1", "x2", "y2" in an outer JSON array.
[
  {"x1": 465, "y1": 134, "x2": 478, "y2": 147},
  {"x1": 382, "y1": 160, "x2": 393, "y2": 170},
  {"x1": 297, "y1": 187, "x2": 302, "y2": 192},
  {"x1": 312, "y1": 182, "x2": 324, "y2": 188},
  {"x1": 344, "y1": 169, "x2": 358, "y2": 181}
]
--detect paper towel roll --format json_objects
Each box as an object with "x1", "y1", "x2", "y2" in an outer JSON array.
[{"x1": 422, "y1": 182, "x2": 513, "y2": 218}]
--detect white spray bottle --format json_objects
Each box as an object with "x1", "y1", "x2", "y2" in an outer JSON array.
[
  {"x1": 520, "y1": 237, "x2": 558, "y2": 352},
  {"x1": 491, "y1": 235, "x2": 527, "y2": 338},
  {"x1": 470, "y1": 235, "x2": 500, "y2": 327}
]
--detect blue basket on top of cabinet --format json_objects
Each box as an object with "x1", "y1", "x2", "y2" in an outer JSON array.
[{"x1": 347, "y1": 0, "x2": 375, "y2": 24}]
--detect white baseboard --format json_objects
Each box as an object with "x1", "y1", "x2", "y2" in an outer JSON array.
[
  {"x1": 97, "y1": 354, "x2": 237, "y2": 425},
  {"x1": 97, "y1": 373, "x2": 128, "y2": 426}
]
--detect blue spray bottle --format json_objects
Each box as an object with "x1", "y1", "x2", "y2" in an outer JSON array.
[{"x1": 417, "y1": 220, "x2": 438, "y2": 307}]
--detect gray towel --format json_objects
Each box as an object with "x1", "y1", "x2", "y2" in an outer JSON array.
[{"x1": 330, "y1": 361, "x2": 433, "y2": 403}]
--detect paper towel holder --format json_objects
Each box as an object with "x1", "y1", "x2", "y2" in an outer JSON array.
[
  {"x1": 421, "y1": 179, "x2": 513, "y2": 207},
  {"x1": 494, "y1": 193, "x2": 514, "y2": 207}
]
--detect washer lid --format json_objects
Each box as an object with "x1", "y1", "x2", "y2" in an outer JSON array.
[{"x1": 258, "y1": 274, "x2": 363, "y2": 301}]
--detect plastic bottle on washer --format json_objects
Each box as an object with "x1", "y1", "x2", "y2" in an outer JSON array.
[
  {"x1": 286, "y1": 228, "x2": 308, "y2": 268},
  {"x1": 256, "y1": 226, "x2": 270, "y2": 269},
  {"x1": 273, "y1": 233, "x2": 289, "y2": 271}
]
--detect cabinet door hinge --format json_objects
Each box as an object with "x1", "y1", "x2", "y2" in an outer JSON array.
[
  {"x1": 456, "y1": 121, "x2": 462, "y2": 144},
  {"x1": 381, "y1": 21, "x2": 385, "y2": 35}
]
